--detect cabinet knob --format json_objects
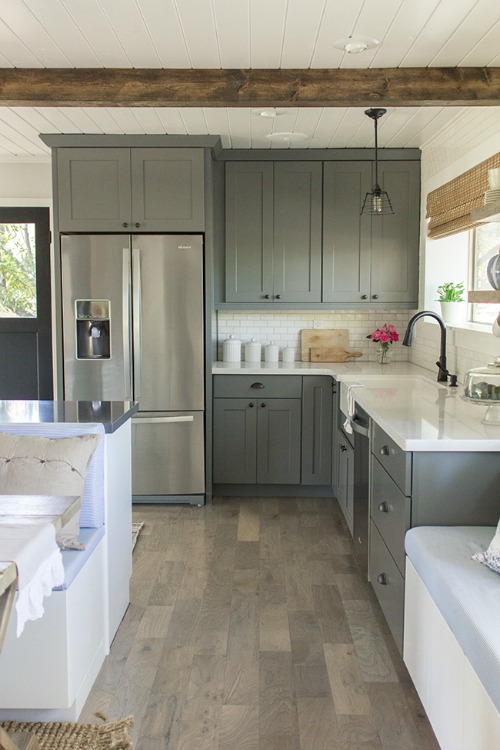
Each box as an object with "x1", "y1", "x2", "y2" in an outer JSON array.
[
  {"x1": 376, "y1": 573, "x2": 389, "y2": 586},
  {"x1": 380, "y1": 445, "x2": 390, "y2": 456},
  {"x1": 261, "y1": 402, "x2": 266, "y2": 408},
  {"x1": 361, "y1": 294, "x2": 368, "y2": 300},
  {"x1": 122, "y1": 222, "x2": 129, "y2": 228},
  {"x1": 275, "y1": 294, "x2": 281, "y2": 300},
  {"x1": 249, "y1": 402, "x2": 254, "y2": 408},
  {"x1": 378, "y1": 502, "x2": 389, "y2": 513},
  {"x1": 251, "y1": 382, "x2": 265, "y2": 389},
  {"x1": 372, "y1": 294, "x2": 379, "y2": 300},
  {"x1": 340, "y1": 444, "x2": 347, "y2": 452},
  {"x1": 264, "y1": 294, "x2": 270, "y2": 299},
  {"x1": 134, "y1": 222, "x2": 141, "y2": 228}
]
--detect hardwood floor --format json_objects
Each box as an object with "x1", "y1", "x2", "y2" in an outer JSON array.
[{"x1": 79, "y1": 498, "x2": 439, "y2": 750}]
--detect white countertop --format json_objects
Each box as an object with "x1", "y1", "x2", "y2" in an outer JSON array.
[{"x1": 212, "y1": 360, "x2": 500, "y2": 452}]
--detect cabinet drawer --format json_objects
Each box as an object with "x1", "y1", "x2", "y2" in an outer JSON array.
[
  {"x1": 372, "y1": 422, "x2": 411, "y2": 494},
  {"x1": 213, "y1": 375, "x2": 302, "y2": 398},
  {"x1": 371, "y1": 458, "x2": 410, "y2": 575},
  {"x1": 369, "y1": 522, "x2": 405, "y2": 655}
]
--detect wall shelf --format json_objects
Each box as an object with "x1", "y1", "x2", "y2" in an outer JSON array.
[
  {"x1": 468, "y1": 290, "x2": 500, "y2": 303},
  {"x1": 470, "y1": 199, "x2": 500, "y2": 224}
]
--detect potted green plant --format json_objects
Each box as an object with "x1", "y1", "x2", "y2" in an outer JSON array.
[{"x1": 436, "y1": 282, "x2": 467, "y2": 325}]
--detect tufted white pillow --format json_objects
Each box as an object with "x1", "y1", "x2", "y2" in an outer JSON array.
[
  {"x1": 472, "y1": 519, "x2": 500, "y2": 574},
  {"x1": 0, "y1": 432, "x2": 100, "y2": 549}
]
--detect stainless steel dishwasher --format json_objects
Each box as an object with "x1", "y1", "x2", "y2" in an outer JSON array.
[{"x1": 351, "y1": 405, "x2": 371, "y2": 577}]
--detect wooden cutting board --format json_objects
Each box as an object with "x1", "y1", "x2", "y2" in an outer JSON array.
[
  {"x1": 300, "y1": 329, "x2": 349, "y2": 361},
  {"x1": 310, "y1": 347, "x2": 362, "y2": 363}
]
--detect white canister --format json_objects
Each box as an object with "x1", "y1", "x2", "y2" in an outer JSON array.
[
  {"x1": 244, "y1": 338, "x2": 262, "y2": 363},
  {"x1": 264, "y1": 342, "x2": 279, "y2": 363},
  {"x1": 282, "y1": 347, "x2": 295, "y2": 363},
  {"x1": 222, "y1": 335, "x2": 241, "y2": 363}
]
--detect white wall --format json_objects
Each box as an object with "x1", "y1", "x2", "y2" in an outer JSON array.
[
  {"x1": 0, "y1": 162, "x2": 52, "y2": 205},
  {"x1": 411, "y1": 108, "x2": 500, "y2": 381}
]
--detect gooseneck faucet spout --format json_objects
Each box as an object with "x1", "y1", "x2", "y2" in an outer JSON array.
[{"x1": 402, "y1": 310, "x2": 450, "y2": 383}]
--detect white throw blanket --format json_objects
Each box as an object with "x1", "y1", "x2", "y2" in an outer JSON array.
[{"x1": 0, "y1": 523, "x2": 65, "y2": 636}]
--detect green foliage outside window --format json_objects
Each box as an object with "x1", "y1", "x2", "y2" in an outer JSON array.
[{"x1": 0, "y1": 223, "x2": 37, "y2": 318}]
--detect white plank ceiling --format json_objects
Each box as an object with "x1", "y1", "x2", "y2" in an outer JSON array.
[{"x1": 0, "y1": 0, "x2": 499, "y2": 159}]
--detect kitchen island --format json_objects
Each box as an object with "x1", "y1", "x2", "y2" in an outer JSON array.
[{"x1": 0, "y1": 400, "x2": 138, "y2": 722}]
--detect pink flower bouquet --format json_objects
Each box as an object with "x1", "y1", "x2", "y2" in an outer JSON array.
[{"x1": 366, "y1": 324, "x2": 399, "y2": 364}]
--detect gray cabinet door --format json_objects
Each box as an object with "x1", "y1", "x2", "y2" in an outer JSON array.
[
  {"x1": 273, "y1": 162, "x2": 322, "y2": 302},
  {"x1": 301, "y1": 376, "x2": 333, "y2": 484},
  {"x1": 370, "y1": 161, "x2": 420, "y2": 304},
  {"x1": 131, "y1": 148, "x2": 204, "y2": 232},
  {"x1": 337, "y1": 429, "x2": 354, "y2": 533},
  {"x1": 257, "y1": 398, "x2": 301, "y2": 484},
  {"x1": 213, "y1": 398, "x2": 257, "y2": 483},
  {"x1": 323, "y1": 161, "x2": 372, "y2": 303},
  {"x1": 225, "y1": 162, "x2": 273, "y2": 303},
  {"x1": 57, "y1": 148, "x2": 132, "y2": 232}
]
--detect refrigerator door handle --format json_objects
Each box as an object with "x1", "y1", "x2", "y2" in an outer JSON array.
[
  {"x1": 134, "y1": 416, "x2": 195, "y2": 424},
  {"x1": 122, "y1": 248, "x2": 133, "y2": 399},
  {"x1": 132, "y1": 246, "x2": 143, "y2": 399}
]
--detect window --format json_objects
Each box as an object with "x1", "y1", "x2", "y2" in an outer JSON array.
[
  {"x1": 0, "y1": 222, "x2": 37, "y2": 318},
  {"x1": 471, "y1": 223, "x2": 500, "y2": 324}
]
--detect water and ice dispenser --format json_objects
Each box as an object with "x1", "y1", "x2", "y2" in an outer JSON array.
[{"x1": 75, "y1": 299, "x2": 111, "y2": 359}]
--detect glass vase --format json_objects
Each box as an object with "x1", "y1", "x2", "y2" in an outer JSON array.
[{"x1": 377, "y1": 345, "x2": 391, "y2": 365}]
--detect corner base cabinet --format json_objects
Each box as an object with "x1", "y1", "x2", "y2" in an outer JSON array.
[
  {"x1": 213, "y1": 375, "x2": 333, "y2": 490},
  {"x1": 369, "y1": 421, "x2": 500, "y2": 654}
]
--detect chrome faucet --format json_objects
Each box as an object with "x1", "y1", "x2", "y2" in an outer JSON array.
[{"x1": 402, "y1": 310, "x2": 457, "y2": 384}]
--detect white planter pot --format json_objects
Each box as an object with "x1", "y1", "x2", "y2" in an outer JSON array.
[{"x1": 440, "y1": 301, "x2": 467, "y2": 326}]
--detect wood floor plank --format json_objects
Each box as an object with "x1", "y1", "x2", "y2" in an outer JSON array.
[
  {"x1": 367, "y1": 682, "x2": 439, "y2": 750},
  {"x1": 162, "y1": 598, "x2": 202, "y2": 648},
  {"x1": 134, "y1": 692, "x2": 185, "y2": 750},
  {"x1": 324, "y1": 642, "x2": 372, "y2": 715},
  {"x1": 259, "y1": 586, "x2": 291, "y2": 652},
  {"x1": 219, "y1": 705, "x2": 259, "y2": 750},
  {"x1": 227, "y1": 592, "x2": 259, "y2": 661},
  {"x1": 312, "y1": 583, "x2": 353, "y2": 644},
  {"x1": 186, "y1": 652, "x2": 226, "y2": 704},
  {"x1": 343, "y1": 599, "x2": 399, "y2": 683},
  {"x1": 223, "y1": 659, "x2": 259, "y2": 706},
  {"x1": 136, "y1": 606, "x2": 174, "y2": 639},
  {"x1": 237, "y1": 503, "x2": 260, "y2": 542},
  {"x1": 259, "y1": 651, "x2": 298, "y2": 739},
  {"x1": 283, "y1": 548, "x2": 314, "y2": 611},
  {"x1": 297, "y1": 696, "x2": 342, "y2": 750},
  {"x1": 335, "y1": 714, "x2": 384, "y2": 749},
  {"x1": 151, "y1": 645, "x2": 194, "y2": 695},
  {"x1": 176, "y1": 700, "x2": 221, "y2": 750},
  {"x1": 148, "y1": 560, "x2": 185, "y2": 606}
]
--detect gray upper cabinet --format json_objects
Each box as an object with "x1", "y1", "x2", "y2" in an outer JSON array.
[
  {"x1": 57, "y1": 147, "x2": 204, "y2": 232},
  {"x1": 225, "y1": 161, "x2": 322, "y2": 303},
  {"x1": 322, "y1": 160, "x2": 420, "y2": 305}
]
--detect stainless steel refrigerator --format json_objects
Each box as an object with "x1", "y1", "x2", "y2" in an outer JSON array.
[{"x1": 61, "y1": 234, "x2": 205, "y2": 504}]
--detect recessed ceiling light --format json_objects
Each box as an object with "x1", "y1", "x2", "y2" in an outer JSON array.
[
  {"x1": 333, "y1": 36, "x2": 379, "y2": 54},
  {"x1": 252, "y1": 109, "x2": 287, "y2": 118},
  {"x1": 266, "y1": 132, "x2": 309, "y2": 143}
]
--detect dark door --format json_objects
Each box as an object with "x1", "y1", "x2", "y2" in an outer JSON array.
[{"x1": 0, "y1": 208, "x2": 53, "y2": 398}]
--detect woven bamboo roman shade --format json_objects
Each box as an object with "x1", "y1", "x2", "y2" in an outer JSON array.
[{"x1": 426, "y1": 152, "x2": 500, "y2": 239}]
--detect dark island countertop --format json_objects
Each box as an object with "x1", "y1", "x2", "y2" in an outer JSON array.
[{"x1": 0, "y1": 400, "x2": 139, "y2": 434}]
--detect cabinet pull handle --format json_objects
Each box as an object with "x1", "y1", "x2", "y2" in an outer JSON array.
[
  {"x1": 261, "y1": 402, "x2": 266, "y2": 408},
  {"x1": 251, "y1": 382, "x2": 265, "y2": 389},
  {"x1": 340, "y1": 444, "x2": 347, "y2": 452},
  {"x1": 122, "y1": 222, "x2": 129, "y2": 228},
  {"x1": 377, "y1": 573, "x2": 389, "y2": 585},
  {"x1": 249, "y1": 402, "x2": 254, "y2": 408},
  {"x1": 378, "y1": 502, "x2": 389, "y2": 513},
  {"x1": 275, "y1": 294, "x2": 281, "y2": 300},
  {"x1": 134, "y1": 222, "x2": 141, "y2": 228},
  {"x1": 264, "y1": 294, "x2": 270, "y2": 299},
  {"x1": 380, "y1": 445, "x2": 390, "y2": 456},
  {"x1": 361, "y1": 294, "x2": 368, "y2": 300},
  {"x1": 372, "y1": 294, "x2": 379, "y2": 299}
]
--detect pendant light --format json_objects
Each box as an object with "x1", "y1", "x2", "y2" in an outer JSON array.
[{"x1": 361, "y1": 108, "x2": 394, "y2": 215}]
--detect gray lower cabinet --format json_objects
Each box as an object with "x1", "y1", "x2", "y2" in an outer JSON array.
[
  {"x1": 225, "y1": 161, "x2": 322, "y2": 303},
  {"x1": 369, "y1": 420, "x2": 500, "y2": 654},
  {"x1": 213, "y1": 397, "x2": 301, "y2": 484},
  {"x1": 213, "y1": 375, "x2": 333, "y2": 488},
  {"x1": 336, "y1": 427, "x2": 354, "y2": 534},
  {"x1": 57, "y1": 147, "x2": 204, "y2": 232},
  {"x1": 323, "y1": 160, "x2": 420, "y2": 305}
]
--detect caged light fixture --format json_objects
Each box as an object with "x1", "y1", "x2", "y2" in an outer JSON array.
[{"x1": 361, "y1": 108, "x2": 394, "y2": 216}]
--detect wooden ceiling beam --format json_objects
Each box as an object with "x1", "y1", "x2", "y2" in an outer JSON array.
[{"x1": 0, "y1": 68, "x2": 498, "y2": 107}]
